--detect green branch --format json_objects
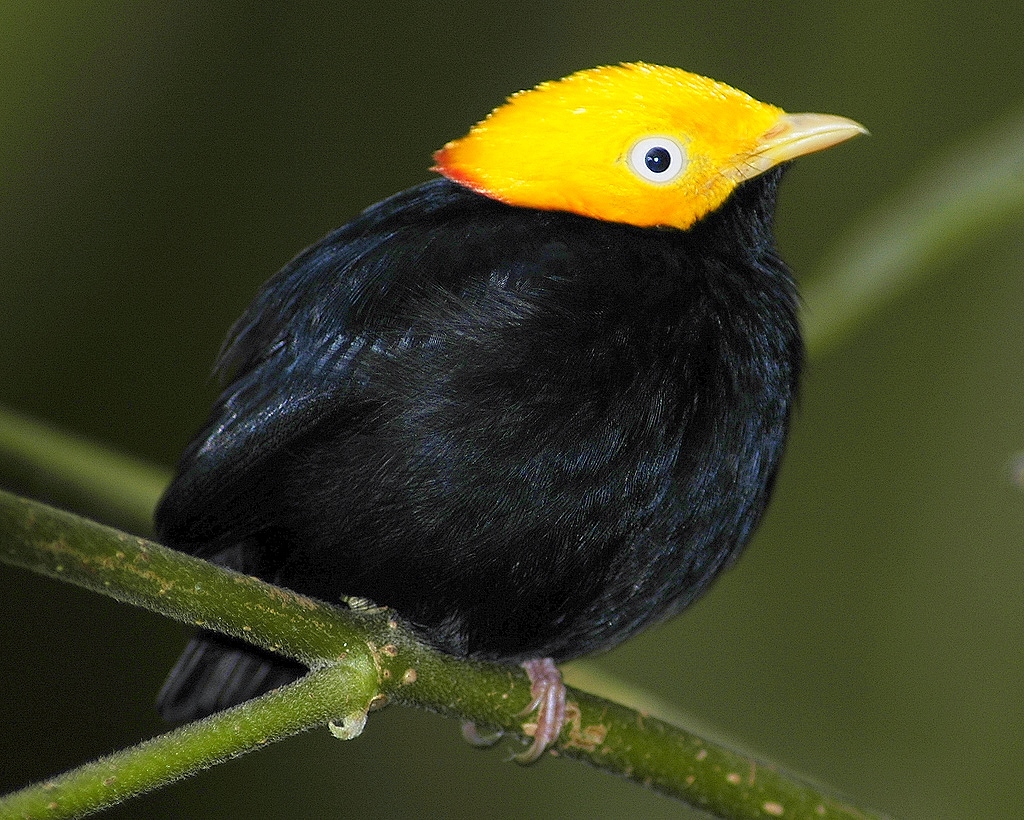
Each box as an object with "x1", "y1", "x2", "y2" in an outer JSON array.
[
  {"x1": 0, "y1": 490, "x2": 883, "y2": 820},
  {"x1": 0, "y1": 667, "x2": 374, "y2": 820},
  {"x1": 0, "y1": 405, "x2": 167, "y2": 536}
]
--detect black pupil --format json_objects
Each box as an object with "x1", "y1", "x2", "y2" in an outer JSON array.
[{"x1": 644, "y1": 146, "x2": 672, "y2": 173}]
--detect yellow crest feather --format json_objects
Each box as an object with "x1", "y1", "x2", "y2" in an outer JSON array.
[{"x1": 433, "y1": 63, "x2": 864, "y2": 231}]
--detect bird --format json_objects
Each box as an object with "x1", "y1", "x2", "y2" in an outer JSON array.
[{"x1": 155, "y1": 62, "x2": 865, "y2": 761}]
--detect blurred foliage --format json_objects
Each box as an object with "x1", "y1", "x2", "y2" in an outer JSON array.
[{"x1": 2, "y1": 2, "x2": 1023, "y2": 818}]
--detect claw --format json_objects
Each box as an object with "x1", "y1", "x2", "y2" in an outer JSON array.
[
  {"x1": 461, "y1": 720, "x2": 503, "y2": 747},
  {"x1": 514, "y1": 658, "x2": 566, "y2": 764}
]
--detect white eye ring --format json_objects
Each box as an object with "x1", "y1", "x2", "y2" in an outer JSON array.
[{"x1": 628, "y1": 136, "x2": 687, "y2": 184}]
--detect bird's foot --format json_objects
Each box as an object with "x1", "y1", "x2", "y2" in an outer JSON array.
[{"x1": 514, "y1": 657, "x2": 566, "y2": 764}]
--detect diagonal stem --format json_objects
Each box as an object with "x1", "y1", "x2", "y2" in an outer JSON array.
[{"x1": 0, "y1": 666, "x2": 375, "y2": 820}]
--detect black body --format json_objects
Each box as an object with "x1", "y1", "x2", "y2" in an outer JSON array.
[{"x1": 156, "y1": 173, "x2": 802, "y2": 720}]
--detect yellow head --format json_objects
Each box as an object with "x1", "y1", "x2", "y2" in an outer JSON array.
[{"x1": 433, "y1": 63, "x2": 865, "y2": 231}]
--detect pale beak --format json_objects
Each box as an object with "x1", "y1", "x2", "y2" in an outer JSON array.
[{"x1": 732, "y1": 113, "x2": 868, "y2": 182}]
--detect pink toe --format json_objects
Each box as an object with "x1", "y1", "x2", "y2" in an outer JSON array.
[{"x1": 515, "y1": 658, "x2": 566, "y2": 763}]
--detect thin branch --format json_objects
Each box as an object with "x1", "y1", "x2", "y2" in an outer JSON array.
[
  {"x1": 804, "y1": 105, "x2": 1024, "y2": 356},
  {"x1": 0, "y1": 667, "x2": 376, "y2": 820},
  {"x1": 0, "y1": 487, "x2": 366, "y2": 665},
  {"x1": 0, "y1": 404, "x2": 167, "y2": 536},
  {"x1": 0, "y1": 490, "x2": 885, "y2": 820}
]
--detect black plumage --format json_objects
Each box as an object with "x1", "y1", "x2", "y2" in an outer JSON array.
[{"x1": 156, "y1": 170, "x2": 801, "y2": 721}]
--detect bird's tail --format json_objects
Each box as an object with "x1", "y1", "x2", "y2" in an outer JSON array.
[{"x1": 157, "y1": 631, "x2": 305, "y2": 722}]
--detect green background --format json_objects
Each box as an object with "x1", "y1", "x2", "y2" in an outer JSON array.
[{"x1": 2, "y1": 2, "x2": 1022, "y2": 818}]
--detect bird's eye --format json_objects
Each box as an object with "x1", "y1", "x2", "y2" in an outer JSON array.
[{"x1": 628, "y1": 136, "x2": 687, "y2": 184}]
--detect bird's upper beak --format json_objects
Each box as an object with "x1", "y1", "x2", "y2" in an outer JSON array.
[{"x1": 730, "y1": 113, "x2": 868, "y2": 182}]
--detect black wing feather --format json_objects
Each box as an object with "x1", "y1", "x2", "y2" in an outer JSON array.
[{"x1": 156, "y1": 179, "x2": 473, "y2": 549}]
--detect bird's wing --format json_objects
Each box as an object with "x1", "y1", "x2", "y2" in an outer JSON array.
[{"x1": 156, "y1": 179, "x2": 474, "y2": 549}]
